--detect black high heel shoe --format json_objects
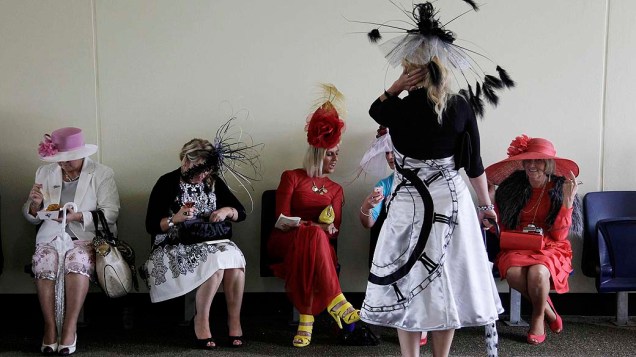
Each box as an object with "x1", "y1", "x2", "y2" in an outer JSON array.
[
  {"x1": 194, "y1": 337, "x2": 216, "y2": 349},
  {"x1": 228, "y1": 335, "x2": 245, "y2": 348},
  {"x1": 192, "y1": 313, "x2": 216, "y2": 349}
]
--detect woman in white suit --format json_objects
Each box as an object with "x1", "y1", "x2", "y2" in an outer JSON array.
[{"x1": 22, "y1": 127, "x2": 120, "y2": 356}]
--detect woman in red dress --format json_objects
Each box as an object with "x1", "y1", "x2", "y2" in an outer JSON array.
[
  {"x1": 486, "y1": 135, "x2": 582, "y2": 345},
  {"x1": 267, "y1": 84, "x2": 359, "y2": 347}
]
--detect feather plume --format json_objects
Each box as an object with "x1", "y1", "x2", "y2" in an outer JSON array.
[
  {"x1": 461, "y1": 0, "x2": 480, "y2": 11},
  {"x1": 484, "y1": 74, "x2": 503, "y2": 89},
  {"x1": 368, "y1": 29, "x2": 382, "y2": 43},
  {"x1": 314, "y1": 83, "x2": 346, "y2": 119},
  {"x1": 428, "y1": 60, "x2": 441, "y2": 86},
  {"x1": 496, "y1": 65, "x2": 516, "y2": 88},
  {"x1": 471, "y1": 83, "x2": 484, "y2": 117},
  {"x1": 482, "y1": 82, "x2": 499, "y2": 106},
  {"x1": 459, "y1": 88, "x2": 468, "y2": 100}
]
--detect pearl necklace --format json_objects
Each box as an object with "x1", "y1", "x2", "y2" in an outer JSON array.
[{"x1": 64, "y1": 172, "x2": 80, "y2": 182}]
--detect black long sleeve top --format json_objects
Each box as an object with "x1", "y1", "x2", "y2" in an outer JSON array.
[
  {"x1": 369, "y1": 88, "x2": 484, "y2": 178},
  {"x1": 145, "y1": 169, "x2": 246, "y2": 243}
]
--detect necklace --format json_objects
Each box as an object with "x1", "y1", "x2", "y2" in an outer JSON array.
[
  {"x1": 63, "y1": 172, "x2": 80, "y2": 182},
  {"x1": 522, "y1": 180, "x2": 547, "y2": 225},
  {"x1": 311, "y1": 180, "x2": 328, "y2": 195}
]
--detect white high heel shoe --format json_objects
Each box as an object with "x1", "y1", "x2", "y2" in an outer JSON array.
[
  {"x1": 58, "y1": 334, "x2": 76, "y2": 356},
  {"x1": 40, "y1": 341, "x2": 58, "y2": 355}
]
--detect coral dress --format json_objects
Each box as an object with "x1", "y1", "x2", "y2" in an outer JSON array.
[
  {"x1": 495, "y1": 183, "x2": 574, "y2": 293},
  {"x1": 268, "y1": 169, "x2": 344, "y2": 315}
]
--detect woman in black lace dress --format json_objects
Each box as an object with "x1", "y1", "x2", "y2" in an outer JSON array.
[{"x1": 143, "y1": 138, "x2": 246, "y2": 349}]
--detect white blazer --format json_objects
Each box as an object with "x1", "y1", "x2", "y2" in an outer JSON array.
[{"x1": 22, "y1": 157, "x2": 120, "y2": 244}]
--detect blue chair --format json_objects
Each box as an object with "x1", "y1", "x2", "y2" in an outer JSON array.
[{"x1": 583, "y1": 191, "x2": 636, "y2": 325}]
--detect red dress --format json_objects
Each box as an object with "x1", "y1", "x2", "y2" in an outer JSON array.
[
  {"x1": 267, "y1": 169, "x2": 344, "y2": 315},
  {"x1": 495, "y1": 183, "x2": 574, "y2": 293}
]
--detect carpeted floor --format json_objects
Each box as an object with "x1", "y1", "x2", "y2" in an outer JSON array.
[{"x1": 2, "y1": 294, "x2": 636, "y2": 356}]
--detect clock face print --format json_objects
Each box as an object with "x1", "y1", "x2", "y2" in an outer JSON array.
[{"x1": 366, "y1": 159, "x2": 459, "y2": 311}]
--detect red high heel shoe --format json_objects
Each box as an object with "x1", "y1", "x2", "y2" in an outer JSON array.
[
  {"x1": 546, "y1": 296, "x2": 563, "y2": 334},
  {"x1": 419, "y1": 332, "x2": 428, "y2": 346},
  {"x1": 526, "y1": 331, "x2": 546, "y2": 345}
]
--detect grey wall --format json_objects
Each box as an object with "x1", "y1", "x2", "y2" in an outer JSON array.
[{"x1": 1, "y1": 0, "x2": 633, "y2": 294}]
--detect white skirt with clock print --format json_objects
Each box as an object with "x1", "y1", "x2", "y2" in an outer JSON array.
[{"x1": 361, "y1": 153, "x2": 503, "y2": 331}]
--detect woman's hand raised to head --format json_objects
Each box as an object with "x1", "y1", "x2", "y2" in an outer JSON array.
[
  {"x1": 562, "y1": 170, "x2": 579, "y2": 209},
  {"x1": 386, "y1": 68, "x2": 426, "y2": 97}
]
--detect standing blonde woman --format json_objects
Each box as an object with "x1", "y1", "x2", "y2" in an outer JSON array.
[{"x1": 358, "y1": 2, "x2": 515, "y2": 356}]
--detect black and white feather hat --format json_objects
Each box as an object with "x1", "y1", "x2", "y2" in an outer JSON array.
[{"x1": 362, "y1": 1, "x2": 515, "y2": 117}]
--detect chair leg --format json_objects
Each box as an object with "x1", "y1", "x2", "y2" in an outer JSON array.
[
  {"x1": 77, "y1": 305, "x2": 86, "y2": 326},
  {"x1": 291, "y1": 306, "x2": 300, "y2": 324},
  {"x1": 182, "y1": 290, "x2": 196, "y2": 325},
  {"x1": 614, "y1": 291, "x2": 629, "y2": 326},
  {"x1": 504, "y1": 287, "x2": 529, "y2": 327}
]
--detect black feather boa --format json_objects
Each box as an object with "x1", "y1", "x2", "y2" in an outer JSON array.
[{"x1": 494, "y1": 171, "x2": 582, "y2": 237}]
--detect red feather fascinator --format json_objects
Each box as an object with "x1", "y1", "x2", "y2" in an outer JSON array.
[{"x1": 305, "y1": 84, "x2": 346, "y2": 149}]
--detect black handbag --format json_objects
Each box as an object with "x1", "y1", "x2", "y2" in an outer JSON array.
[
  {"x1": 179, "y1": 218, "x2": 233, "y2": 245},
  {"x1": 339, "y1": 322, "x2": 380, "y2": 346}
]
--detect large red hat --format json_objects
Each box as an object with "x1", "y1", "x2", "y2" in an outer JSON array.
[{"x1": 485, "y1": 134, "x2": 579, "y2": 185}]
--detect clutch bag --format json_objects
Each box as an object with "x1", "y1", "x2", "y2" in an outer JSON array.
[
  {"x1": 500, "y1": 230, "x2": 544, "y2": 250},
  {"x1": 319, "y1": 205, "x2": 335, "y2": 224}
]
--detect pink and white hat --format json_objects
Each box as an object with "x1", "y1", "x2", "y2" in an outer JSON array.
[{"x1": 38, "y1": 127, "x2": 98, "y2": 162}]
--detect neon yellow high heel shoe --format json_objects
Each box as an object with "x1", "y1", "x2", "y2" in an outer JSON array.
[
  {"x1": 293, "y1": 314, "x2": 314, "y2": 348},
  {"x1": 327, "y1": 293, "x2": 360, "y2": 329}
]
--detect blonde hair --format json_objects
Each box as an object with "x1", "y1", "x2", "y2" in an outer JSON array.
[
  {"x1": 522, "y1": 159, "x2": 556, "y2": 177},
  {"x1": 303, "y1": 146, "x2": 327, "y2": 178},
  {"x1": 544, "y1": 159, "x2": 556, "y2": 176},
  {"x1": 403, "y1": 56, "x2": 451, "y2": 124},
  {"x1": 179, "y1": 138, "x2": 216, "y2": 186}
]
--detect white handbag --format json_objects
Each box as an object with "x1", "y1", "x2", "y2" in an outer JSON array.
[{"x1": 91, "y1": 210, "x2": 136, "y2": 298}]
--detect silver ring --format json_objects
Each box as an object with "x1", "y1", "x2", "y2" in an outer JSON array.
[{"x1": 183, "y1": 212, "x2": 188, "y2": 216}]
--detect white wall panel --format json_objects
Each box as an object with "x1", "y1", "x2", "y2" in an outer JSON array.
[
  {"x1": 0, "y1": 0, "x2": 97, "y2": 290},
  {"x1": 603, "y1": 0, "x2": 636, "y2": 190},
  {"x1": 0, "y1": 0, "x2": 624, "y2": 293}
]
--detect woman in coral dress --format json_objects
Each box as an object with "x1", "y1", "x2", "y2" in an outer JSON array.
[{"x1": 486, "y1": 134, "x2": 582, "y2": 345}]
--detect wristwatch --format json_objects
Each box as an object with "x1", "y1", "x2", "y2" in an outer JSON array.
[{"x1": 167, "y1": 215, "x2": 175, "y2": 228}]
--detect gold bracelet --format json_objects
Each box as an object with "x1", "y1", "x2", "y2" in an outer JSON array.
[{"x1": 360, "y1": 207, "x2": 372, "y2": 217}]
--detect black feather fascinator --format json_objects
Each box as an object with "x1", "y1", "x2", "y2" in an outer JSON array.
[
  {"x1": 357, "y1": 1, "x2": 515, "y2": 117},
  {"x1": 181, "y1": 111, "x2": 263, "y2": 209}
]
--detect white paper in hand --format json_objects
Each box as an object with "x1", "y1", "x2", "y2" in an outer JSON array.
[{"x1": 275, "y1": 213, "x2": 301, "y2": 229}]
